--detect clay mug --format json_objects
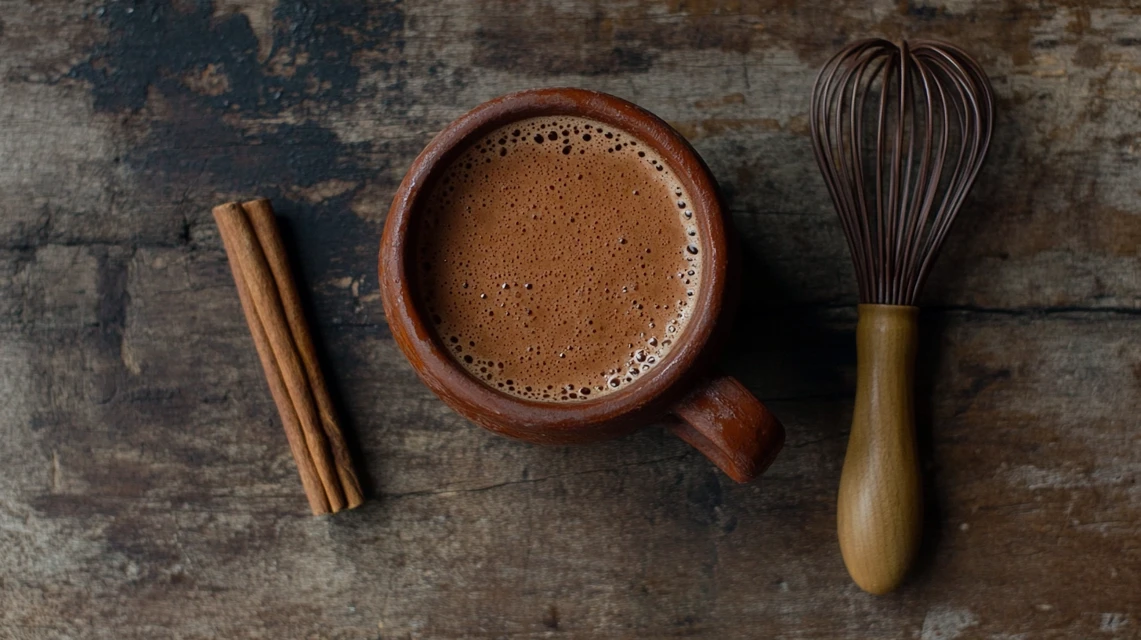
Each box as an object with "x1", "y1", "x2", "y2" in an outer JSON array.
[{"x1": 379, "y1": 88, "x2": 784, "y2": 482}]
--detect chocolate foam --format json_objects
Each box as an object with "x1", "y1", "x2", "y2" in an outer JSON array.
[{"x1": 415, "y1": 116, "x2": 702, "y2": 401}]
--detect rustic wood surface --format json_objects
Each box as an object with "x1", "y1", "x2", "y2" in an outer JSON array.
[{"x1": 1, "y1": 1, "x2": 1138, "y2": 638}]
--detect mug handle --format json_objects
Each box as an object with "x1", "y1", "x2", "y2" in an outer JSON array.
[{"x1": 668, "y1": 376, "x2": 785, "y2": 483}]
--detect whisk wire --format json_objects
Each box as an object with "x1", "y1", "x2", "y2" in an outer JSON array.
[
  {"x1": 810, "y1": 38, "x2": 995, "y2": 306},
  {"x1": 897, "y1": 60, "x2": 941, "y2": 303},
  {"x1": 916, "y1": 42, "x2": 994, "y2": 301},
  {"x1": 855, "y1": 52, "x2": 882, "y2": 300},
  {"x1": 888, "y1": 43, "x2": 912, "y2": 303}
]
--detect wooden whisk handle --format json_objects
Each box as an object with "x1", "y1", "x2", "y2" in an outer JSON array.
[{"x1": 838, "y1": 304, "x2": 922, "y2": 594}]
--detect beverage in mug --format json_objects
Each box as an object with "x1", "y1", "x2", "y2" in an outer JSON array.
[{"x1": 415, "y1": 116, "x2": 702, "y2": 402}]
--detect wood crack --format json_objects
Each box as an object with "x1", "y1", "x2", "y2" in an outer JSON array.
[{"x1": 382, "y1": 453, "x2": 692, "y2": 499}]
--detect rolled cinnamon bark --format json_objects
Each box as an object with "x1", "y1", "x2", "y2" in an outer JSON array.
[
  {"x1": 241, "y1": 199, "x2": 364, "y2": 509},
  {"x1": 213, "y1": 199, "x2": 363, "y2": 514}
]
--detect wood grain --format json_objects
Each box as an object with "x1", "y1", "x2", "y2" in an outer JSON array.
[{"x1": 0, "y1": 0, "x2": 1138, "y2": 638}]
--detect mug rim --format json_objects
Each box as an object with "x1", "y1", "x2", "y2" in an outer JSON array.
[{"x1": 379, "y1": 87, "x2": 729, "y2": 440}]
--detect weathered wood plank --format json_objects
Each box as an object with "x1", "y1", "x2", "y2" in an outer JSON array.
[{"x1": 0, "y1": 0, "x2": 1138, "y2": 638}]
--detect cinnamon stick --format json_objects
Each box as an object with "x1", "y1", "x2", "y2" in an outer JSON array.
[
  {"x1": 242, "y1": 198, "x2": 364, "y2": 508},
  {"x1": 221, "y1": 234, "x2": 331, "y2": 515},
  {"x1": 213, "y1": 200, "x2": 362, "y2": 514}
]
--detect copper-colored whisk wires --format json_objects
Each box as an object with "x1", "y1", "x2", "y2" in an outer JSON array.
[{"x1": 810, "y1": 39, "x2": 994, "y2": 305}]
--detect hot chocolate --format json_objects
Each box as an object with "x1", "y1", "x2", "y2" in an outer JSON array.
[{"x1": 415, "y1": 116, "x2": 702, "y2": 401}]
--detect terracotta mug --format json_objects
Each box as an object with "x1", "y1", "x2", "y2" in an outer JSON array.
[{"x1": 379, "y1": 88, "x2": 784, "y2": 482}]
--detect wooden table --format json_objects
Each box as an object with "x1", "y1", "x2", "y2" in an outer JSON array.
[{"x1": 1, "y1": 1, "x2": 1138, "y2": 638}]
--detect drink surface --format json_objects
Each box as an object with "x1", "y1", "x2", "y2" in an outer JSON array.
[{"x1": 416, "y1": 115, "x2": 702, "y2": 401}]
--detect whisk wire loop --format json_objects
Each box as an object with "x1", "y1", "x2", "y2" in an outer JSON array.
[{"x1": 810, "y1": 38, "x2": 995, "y2": 306}]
